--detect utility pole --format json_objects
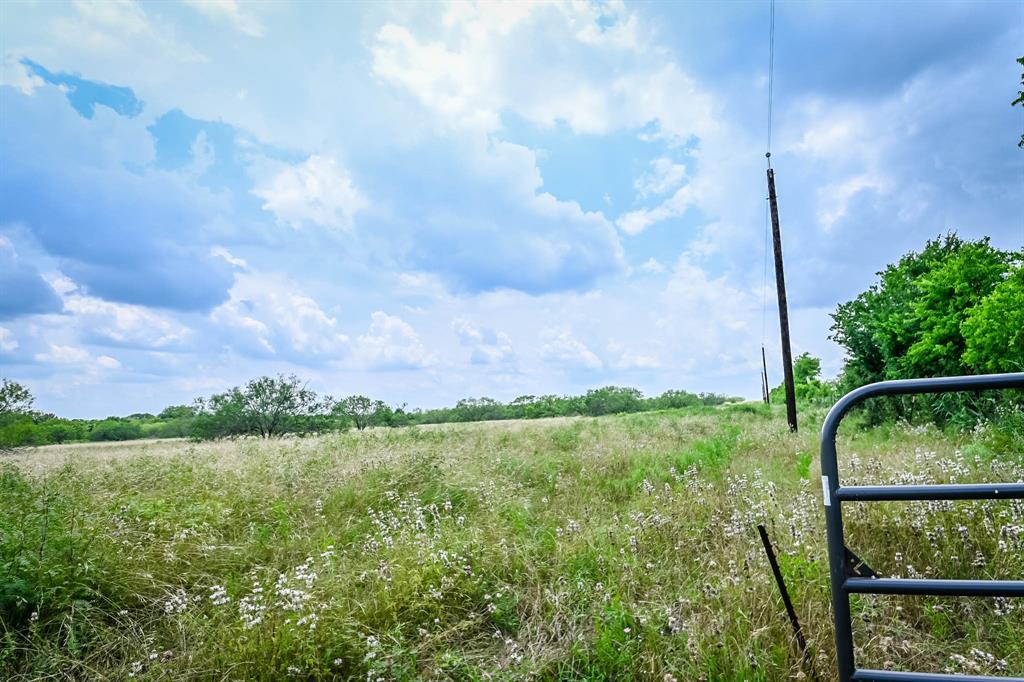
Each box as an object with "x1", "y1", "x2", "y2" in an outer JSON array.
[
  {"x1": 761, "y1": 345, "x2": 771, "y2": 405},
  {"x1": 766, "y1": 164, "x2": 797, "y2": 432}
]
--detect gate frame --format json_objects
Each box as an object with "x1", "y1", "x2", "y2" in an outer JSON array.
[{"x1": 820, "y1": 372, "x2": 1024, "y2": 682}]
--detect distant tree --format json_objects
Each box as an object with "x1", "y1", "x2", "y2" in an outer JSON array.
[
  {"x1": 0, "y1": 379, "x2": 33, "y2": 416},
  {"x1": 334, "y1": 395, "x2": 387, "y2": 431},
  {"x1": 159, "y1": 405, "x2": 196, "y2": 420},
  {"x1": 89, "y1": 419, "x2": 143, "y2": 442},
  {"x1": 1, "y1": 379, "x2": 36, "y2": 452},
  {"x1": 583, "y1": 386, "x2": 643, "y2": 416},
  {"x1": 652, "y1": 389, "x2": 700, "y2": 409},
  {"x1": 770, "y1": 353, "x2": 834, "y2": 405},
  {"x1": 193, "y1": 375, "x2": 326, "y2": 439},
  {"x1": 793, "y1": 353, "x2": 822, "y2": 384},
  {"x1": 452, "y1": 397, "x2": 505, "y2": 422}
]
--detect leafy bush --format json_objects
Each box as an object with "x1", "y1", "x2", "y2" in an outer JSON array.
[
  {"x1": 89, "y1": 419, "x2": 143, "y2": 441},
  {"x1": 829, "y1": 234, "x2": 1023, "y2": 426}
]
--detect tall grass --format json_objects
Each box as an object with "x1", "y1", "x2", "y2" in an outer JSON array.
[{"x1": 1, "y1": 406, "x2": 1021, "y2": 680}]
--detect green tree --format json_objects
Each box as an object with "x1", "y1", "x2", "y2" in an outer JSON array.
[
  {"x1": 830, "y1": 234, "x2": 1021, "y2": 424},
  {"x1": 902, "y1": 241, "x2": 1013, "y2": 377},
  {"x1": 0, "y1": 379, "x2": 36, "y2": 452},
  {"x1": 158, "y1": 405, "x2": 195, "y2": 420},
  {"x1": 334, "y1": 395, "x2": 387, "y2": 431},
  {"x1": 583, "y1": 386, "x2": 643, "y2": 416},
  {"x1": 962, "y1": 266, "x2": 1024, "y2": 373},
  {"x1": 193, "y1": 375, "x2": 326, "y2": 439},
  {"x1": 793, "y1": 353, "x2": 822, "y2": 384},
  {"x1": 89, "y1": 419, "x2": 143, "y2": 442},
  {"x1": 0, "y1": 379, "x2": 33, "y2": 416}
]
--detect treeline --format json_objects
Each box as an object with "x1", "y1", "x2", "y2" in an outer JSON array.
[{"x1": 0, "y1": 377, "x2": 740, "y2": 448}]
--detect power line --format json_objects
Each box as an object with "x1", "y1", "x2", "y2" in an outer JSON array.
[{"x1": 766, "y1": 0, "x2": 775, "y2": 165}]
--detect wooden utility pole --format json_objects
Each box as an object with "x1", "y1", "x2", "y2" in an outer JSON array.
[
  {"x1": 761, "y1": 345, "x2": 771, "y2": 405},
  {"x1": 766, "y1": 166, "x2": 797, "y2": 432}
]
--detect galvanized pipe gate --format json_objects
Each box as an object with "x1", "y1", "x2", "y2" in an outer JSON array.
[{"x1": 820, "y1": 372, "x2": 1024, "y2": 682}]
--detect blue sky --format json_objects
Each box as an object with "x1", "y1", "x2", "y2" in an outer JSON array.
[{"x1": 1, "y1": 0, "x2": 1021, "y2": 418}]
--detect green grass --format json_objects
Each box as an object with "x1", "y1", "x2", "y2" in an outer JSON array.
[{"x1": 1, "y1": 406, "x2": 1021, "y2": 680}]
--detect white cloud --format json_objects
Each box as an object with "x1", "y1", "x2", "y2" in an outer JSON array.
[
  {"x1": 211, "y1": 271, "x2": 349, "y2": 360},
  {"x1": 0, "y1": 55, "x2": 44, "y2": 95},
  {"x1": 34, "y1": 343, "x2": 90, "y2": 364},
  {"x1": 816, "y1": 173, "x2": 888, "y2": 232},
  {"x1": 54, "y1": 0, "x2": 206, "y2": 63},
  {"x1": 182, "y1": 0, "x2": 264, "y2": 37},
  {"x1": 252, "y1": 155, "x2": 368, "y2": 230},
  {"x1": 616, "y1": 184, "x2": 697, "y2": 235},
  {"x1": 540, "y1": 328, "x2": 602, "y2": 371},
  {"x1": 641, "y1": 258, "x2": 665, "y2": 274},
  {"x1": 210, "y1": 246, "x2": 249, "y2": 270},
  {"x1": 0, "y1": 327, "x2": 18, "y2": 352},
  {"x1": 608, "y1": 341, "x2": 660, "y2": 370},
  {"x1": 371, "y1": 3, "x2": 712, "y2": 138},
  {"x1": 96, "y1": 354, "x2": 121, "y2": 369},
  {"x1": 634, "y1": 157, "x2": 686, "y2": 198},
  {"x1": 63, "y1": 293, "x2": 192, "y2": 349},
  {"x1": 452, "y1": 318, "x2": 515, "y2": 366},
  {"x1": 354, "y1": 311, "x2": 434, "y2": 370}
]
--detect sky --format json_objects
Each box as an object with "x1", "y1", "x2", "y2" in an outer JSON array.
[{"x1": 1, "y1": 0, "x2": 1022, "y2": 419}]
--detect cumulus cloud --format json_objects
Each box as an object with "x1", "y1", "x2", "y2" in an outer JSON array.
[
  {"x1": 540, "y1": 328, "x2": 603, "y2": 371},
  {"x1": 253, "y1": 155, "x2": 368, "y2": 230},
  {"x1": 353, "y1": 312, "x2": 434, "y2": 370},
  {"x1": 211, "y1": 271, "x2": 349, "y2": 361},
  {"x1": 452, "y1": 318, "x2": 515, "y2": 366},
  {"x1": 63, "y1": 291, "x2": 192, "y2": 350},
  {"x1": 634, "y1": 157, "x2": 686, "y2": 199},
  {"x1": 371, "y1": 2, "x2": 668, "y2": 136},
  {"x1": 0, "y1": 327, "x2": 18, "y2": 353}
]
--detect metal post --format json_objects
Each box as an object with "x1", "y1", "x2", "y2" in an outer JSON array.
[
  {"x1": 821, "y1": 416, "x2": 855, "y2": 680},
  {"x1": 767, "y1": 167, "x2": 797, "y2": 432}
]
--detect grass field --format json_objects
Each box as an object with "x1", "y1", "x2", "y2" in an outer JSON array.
[{"x1": 2, "y1": 404, "x2": 1022, "y2": 680}]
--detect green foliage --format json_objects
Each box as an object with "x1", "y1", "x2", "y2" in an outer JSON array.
[
  {"x1": 333, "y1": 395, "x2": 390, "y2": 430},
  {"x1": 582, "y1": 386, "x2": 643, "y2": 416},
  {"x1": 962, "y1": 267, "x2": 1024, "y2": 373},
  {"x1": 2, "y1": 376, "x2": 737, "y2": 447},
  {"x1": 3, "y1": 408, "x2": 1019, "y2": 678},
  {"x1": 769, "y1": 352, "x2": 836, "y2": 406},
  {"x1": 0, "y1": 466, "x2": 105, "y2": 632},
  {"x1": 829, "y1": 234, "x2": 1023, "y2": 425},
  {"x1": 192, "y1": 374, "x2": 330, "y2": 439},
  {"x1": 88, "y1": 418, "x2": 143, "y2": 441},
  {"x1": 0, "y1": 378, "x2": 34, "y2": 415}
]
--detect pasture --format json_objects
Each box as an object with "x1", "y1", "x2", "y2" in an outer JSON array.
[{"x1": 2, "y1": 405, "x2": 1021, "y2": 680}]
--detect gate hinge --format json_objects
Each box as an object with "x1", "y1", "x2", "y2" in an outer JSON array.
[{"x1": 844, "y1": 546, "x2": 877, "y2": 578}]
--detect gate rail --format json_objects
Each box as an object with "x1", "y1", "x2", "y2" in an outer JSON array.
[{"x1": 820, "y1": 372, "x2": 1024, "y2": 682}]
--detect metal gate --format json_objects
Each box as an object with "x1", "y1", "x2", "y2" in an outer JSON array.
[{"x1": 820, "y1": 372, "x2": 1024, "y2": 682}]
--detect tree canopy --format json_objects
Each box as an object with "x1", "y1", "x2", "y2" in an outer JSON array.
[{"x1": 829, "y1": 233, "x2": 1023, "y2": 423}]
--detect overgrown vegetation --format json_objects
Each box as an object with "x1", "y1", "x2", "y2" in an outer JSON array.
[
  {"x1": 2, "y1": 405, "x2": 1021, "y2": 679},
  {"x1": 830, "y1": 233, "x2": 1023, "y2": 425}
]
